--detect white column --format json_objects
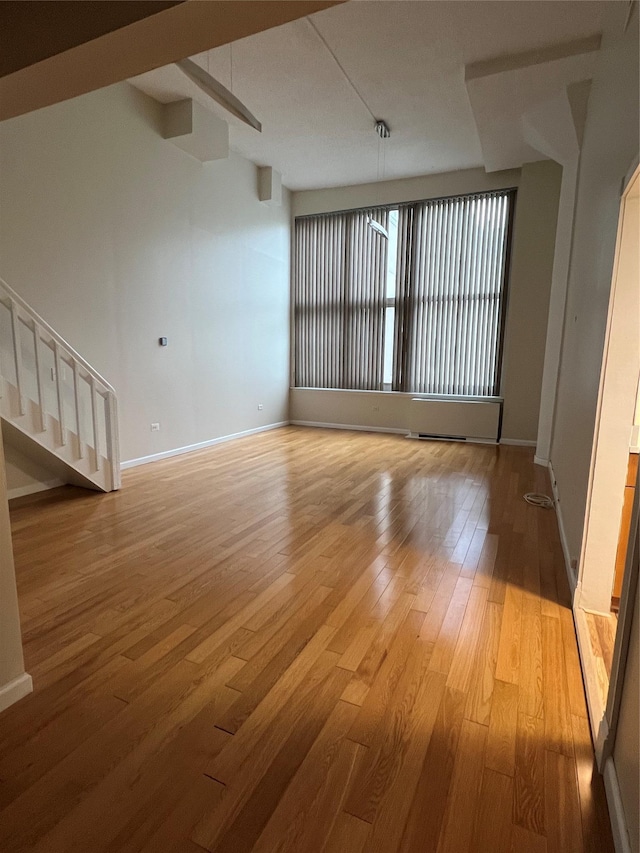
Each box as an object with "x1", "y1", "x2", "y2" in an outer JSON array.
[
  {"x1": 534, "y1": 159, "x2": 579, "y2": 465},
  {"x1": 520, "y1": 89, "x2": 583, "y2": 466}
]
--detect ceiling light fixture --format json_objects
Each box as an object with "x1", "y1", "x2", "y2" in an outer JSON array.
[
  {"x1": 175, "y1": 58, "x2": 262, "y2": 132},
  {"x1": 368, "y1": 119, "x2": 391, "y2": 239},
  {"x1": 367, "y1": 218, "x2": 389, "y2": 238}
]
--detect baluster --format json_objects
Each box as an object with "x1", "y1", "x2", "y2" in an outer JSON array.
[
  {"x1": 53, "y1": 342, "x2": 66, "y2": 445},
  {"x1": 90, "y1": 377, "x2": 100, "y2": 472},
  {"x1": 9, "y1": 300, "x2": 25, "y2": 415},
  {"x1": 105, "y1": 390, "x2": 121, "y2": 490},
  {"x1": 72, "y1": 361, "x2": 84, "y2": 458},
  {"x1": 1, "y1": 278, "x2": 121, "y2": 490},
  {"x1": 33, "y1": 325, "x2": 47, "y2": 432}
]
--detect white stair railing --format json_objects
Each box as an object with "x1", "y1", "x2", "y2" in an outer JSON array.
[{"x1": 0, "y1": 278, "x2": 120, "y2": 492}]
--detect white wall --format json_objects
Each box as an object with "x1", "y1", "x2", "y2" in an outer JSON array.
[
  {"x1": 290, "y1": 388, "x2": 411, "y2": 433},
  {"x1": 500, "y1": 159, "x2": 561, "y2": 441},
  {"x1": 291, "y1": 167, "x2": 520, "y2": 217},
  {"x1": 534, "y1": 159, "x2": 578, "y2": 465},
  {"x1": 290, "y1": 162, "x2": 562, "y2": 443},
  {"x1": 0, "y1": 82, "x2": 291, "y2": 480},
  {"x1": 549, "y1": 3, "x2": 639, "y2": 567},
  {"x1": 519, "y1": 85, "x2": 587, "y2": 467}
]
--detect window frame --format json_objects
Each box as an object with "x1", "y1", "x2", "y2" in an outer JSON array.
[{"x1": 292, "y1": 187, "x2": 517, "y2": 398}]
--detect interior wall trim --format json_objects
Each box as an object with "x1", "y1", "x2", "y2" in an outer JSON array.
[
  {"x1": 0, "y1": 672, "x2": 33, "y2": 714},
  {"x1": 121, "y1": 422, "x2": 289, "y2": 470},
  {"x1": 603, "y1": 755, "x2": 632, "y2": 853},
  {"x1": 289, "y1": 420, "x2": 408, "y2": 436},
  {"x1": 548, "y1": 459, "x2": 577, "y2": 593}
]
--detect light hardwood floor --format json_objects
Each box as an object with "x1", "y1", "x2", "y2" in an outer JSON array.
[
  {"x1": 584, "y1": 611, "x2": 617, "y2": 712},
  {"x1": 1, "y1": 426, "x2": 613, "y2": 852}
]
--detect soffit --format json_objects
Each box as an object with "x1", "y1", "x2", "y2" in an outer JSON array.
[
  {"x1": 0, "y1": 1, "x2": 344, "y2": 121},
  {"x1": 130, "y1": 0, "x2": 608, "y2": 189}
]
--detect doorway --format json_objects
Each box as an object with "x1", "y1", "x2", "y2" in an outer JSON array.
[{"x1": 573, "y1": 163, "x2": 639, "y2": 746}]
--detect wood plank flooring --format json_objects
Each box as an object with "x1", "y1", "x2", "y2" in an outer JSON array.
[
  {"x1": 584, "y1": 610, "x2": 617, "y2": 711},
  {"x1": 1, "y1": 426, "x2": 614, "y2": 852}
]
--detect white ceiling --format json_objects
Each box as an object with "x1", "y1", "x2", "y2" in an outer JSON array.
[{"x1": 129, "y1": 1, "x2": 609, "y2": 190}]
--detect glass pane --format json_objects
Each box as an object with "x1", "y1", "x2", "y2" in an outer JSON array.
[
  {"x1": 386, "y1": 209, "x2": 399, "y2": 298},
  {"x1": 383, "y1": 306, "x2": 394, "y2": 385}
]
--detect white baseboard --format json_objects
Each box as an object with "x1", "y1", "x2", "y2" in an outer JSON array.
[
  {"x1": 0, "y1": 672, "x2": 33, "y2": 713},
  {"x1": 289, "y1": 420, "x2": 408, "y2": 436},
  {"x1": 121, "y1": 422, "x2": 289, "y2": 470},
  {"x1": 547, "y1": 459, "x2": 577, "y2": 594},
  {"x1": 8, "y1": 479, "x2": 64, "y2": 501},
  {"x1": 534, "y1": 454, "x2": 549, "y2": 467},
  {"x1": 291, "y1": 421, "x2": 540, "y2": 446},
  {"x1": 603, "y1": 756, "x2": 632, "y2": 853},
  {"x1": 596, "y1": 713, "x2": 610, "y2": 770}
]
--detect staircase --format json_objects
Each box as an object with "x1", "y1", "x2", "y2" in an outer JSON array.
[{"x1": 0, "y1": 278, "x2": 120, "y2": 492}]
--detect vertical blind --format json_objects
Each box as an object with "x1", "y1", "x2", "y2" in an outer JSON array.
[
  {"x1": 294, "y1": 189, "x2": 514, "y2": 396},
  {"x1": 394, "y1": 191, "x2": 513, "y2": 396},
  {"x1": 294, "y1": 208, "x2": 389, "y2": 390}
]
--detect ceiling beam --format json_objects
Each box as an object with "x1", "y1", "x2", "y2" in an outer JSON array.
[
  {"x1": 0, "y1": 1, "x2": 185, "y2": 79},
  {"x1": 0, "y1": 0, "x2": 345, "y2": 122}
]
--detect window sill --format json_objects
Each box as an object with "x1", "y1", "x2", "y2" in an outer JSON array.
[{"x1": 290, "y1": 387, "x2": 504, "y2": 404}]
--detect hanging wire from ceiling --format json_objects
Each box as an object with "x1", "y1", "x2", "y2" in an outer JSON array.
[
  {"x1": 367, "y1": 119, "x2": 390, "y2": 239},
  {"x1": 306, "y1": 16, "x2": 391, "y2": 235},
  {"x1": 306, "y1": 17, "x2": 377, "y2": 122},
  {"x1": 379, "y1": 123, "x2": 388, "y2": 181}
]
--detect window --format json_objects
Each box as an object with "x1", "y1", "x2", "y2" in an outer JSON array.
[
  {"x1": 294, "y1": 208, "x2": 390, "y2": 390},
  {"x1": 293, "y1": 189, "x2": 514, "y2": 397},
  {"x1": 383, "y1": 209, "x2": 399, "y2": 387}
]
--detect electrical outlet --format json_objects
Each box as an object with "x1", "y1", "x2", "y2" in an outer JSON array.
[
  {"x1": 151, "y1": 423, "x2": 160, "y2": 432},
  {"x1": 258, "y1": 403, "x2": 263, "y2": 411}
]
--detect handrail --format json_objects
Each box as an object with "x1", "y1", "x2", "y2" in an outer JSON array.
[
  {"x1": 0, "y1": 276, "x2": 121, "y2": 491},
  {"x1": 0, "y1": 277, "x2": 116, "y2": 394}
]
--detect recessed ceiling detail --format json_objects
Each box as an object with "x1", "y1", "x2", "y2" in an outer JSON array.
[
  {"x1": 465, "y1": 35, "x2": 601, "y2": 172},
  {"x1": 128, "y1": 1, "x2": 609, "y2": 190}
]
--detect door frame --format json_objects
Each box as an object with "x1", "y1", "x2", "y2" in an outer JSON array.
[{"x1": 572, "y1": 159, "x2": 639, "y2": 757}]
